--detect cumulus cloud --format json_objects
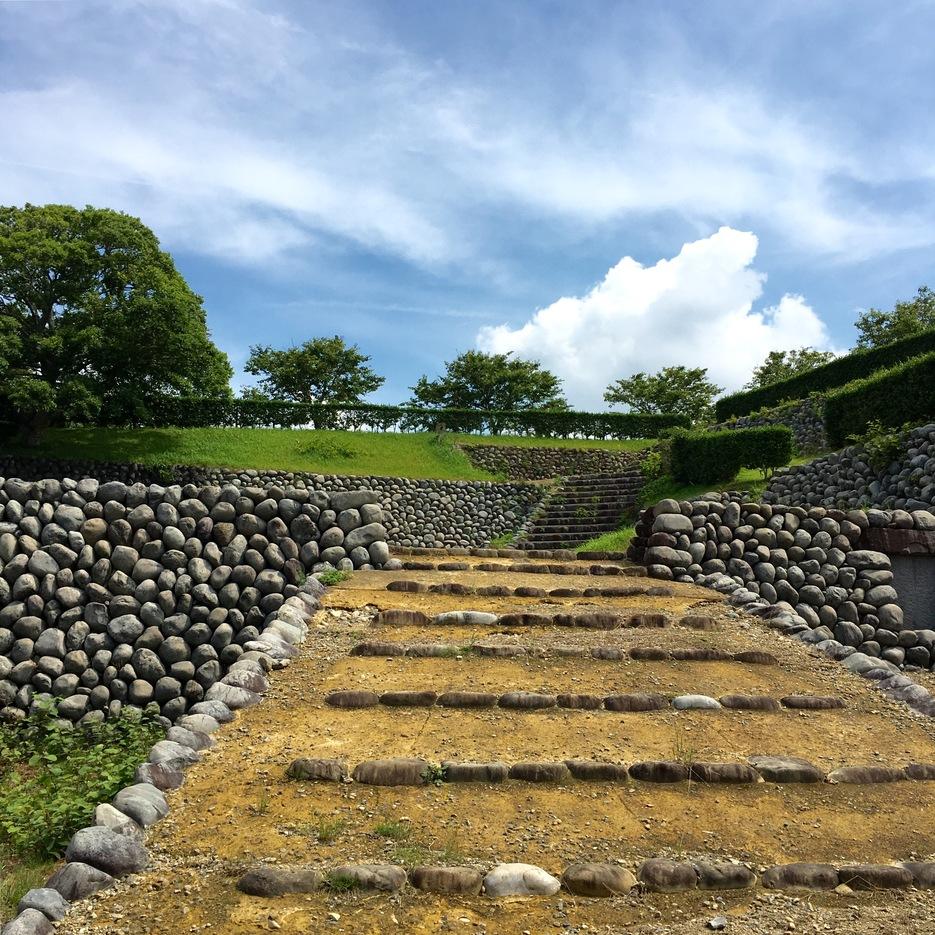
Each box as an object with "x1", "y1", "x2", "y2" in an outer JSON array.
[{"x1": 477, "y1": 227, "x2": 835, "y2": 410}]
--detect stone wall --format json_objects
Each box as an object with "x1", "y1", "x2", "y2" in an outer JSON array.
[
  {"x1": 0, "y1": 456, "x2": 544, "y2": 548},
  {"x1": 458, "y1": 444, "x2": 645, "y2": 480},
  {"x1": 764, "y1": 422, "x2": 935, "y2": 510},
  {"x1": 0, "y1": 475, "x2": 388, "y2": 725},
  {"x1": 627, "y1": 493, "x2": 935, "y2": 669},
  {"x1": 712, "y1": 398, "x2": 826, "y2": 454}
]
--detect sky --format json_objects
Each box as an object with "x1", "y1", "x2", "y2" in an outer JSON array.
[{"x1": 2, "y1": 0, "x2": 935, "y2": 409}]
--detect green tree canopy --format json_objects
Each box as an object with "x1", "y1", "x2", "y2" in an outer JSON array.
[
  {"x1": 243, "y1": 335, "x2": 384, "y2": 404},
  {"x1": 406, "y1": 350, "x2": 567, "y2": 432},
  {"x1": 0, "y1": 203, "x2": 232, "y2": 437},
  {"x1": 744, "y1": 347, "x2": 836, "y2": 390},
  {"x1": 855, "y1": 285, "x2": 935, "y2": 349},
  {"x1": 603, "y1": 365, "x2": 722, "y2": 425}
]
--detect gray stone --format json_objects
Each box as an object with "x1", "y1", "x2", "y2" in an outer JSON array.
[
  {"x1": 65, "y1": 826, "x2": 148, "y2": 877},
  {"x1": 482, "y1": 863, "x2": 561, "y2": 897},
  {"x1": 16, "y1": 888, "x2": 69, "y2": 922}
]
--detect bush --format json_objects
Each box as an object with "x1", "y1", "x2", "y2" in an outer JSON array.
[
  {"x1": 714, "y1": 328, "x2": 935, "y2": 420},
  {"x1": 824, "y1": 351, "x2": 935, "y2": 448},
  {"x1": 99, "y1": 396, "x2": 690, "y2": 440},
  {"x1": 0, "y1": 701, "x2": 164, "y2": 858},
  {"x1": 669, "y1": 426, "x2": 793, "y2": 485}
]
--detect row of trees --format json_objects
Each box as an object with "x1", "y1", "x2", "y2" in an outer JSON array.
[{"x1": 2, "y1": 204, "x2": 933, "y2": 436}]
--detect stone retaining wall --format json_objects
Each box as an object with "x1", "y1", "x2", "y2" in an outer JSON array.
[
  {"x1": 458, "y1": 444, "x2": 644, "y2": 480},
  {"x1": 0, "y1": 475, "x2": 386, "y2": 725},
  {"x1": 764, "y1": 422, "x2": 935, "y2": 510},
  {"x1": 712, "y1": 397, "x2": 826, "y2": 453},
  {"x1": 0, "y1": 456, "x2": 544, "y2": 548},
  {"x1": 627, "y1": 493, "x2": 935, "y2": 669}
]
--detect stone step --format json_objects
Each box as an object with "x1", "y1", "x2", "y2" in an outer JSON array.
[
  {"x1": 528, "y1": 521, "x2": 625, "y2": 533},
  {"x1": 324, "y1": 688, "x2": 826, "y2": 714}
]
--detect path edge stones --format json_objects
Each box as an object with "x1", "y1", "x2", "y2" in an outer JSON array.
[{"x1": 1, "y1": 579, "x2": 327, "y2": 935}]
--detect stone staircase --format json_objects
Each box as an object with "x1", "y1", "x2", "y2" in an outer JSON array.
[{"x1": 517, "y1": 470, "x2": 644, "y2": 549}]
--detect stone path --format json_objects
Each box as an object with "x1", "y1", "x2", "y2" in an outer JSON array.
[{"x1": 54, "y1": 554, "x2": 935, "y2": 934}]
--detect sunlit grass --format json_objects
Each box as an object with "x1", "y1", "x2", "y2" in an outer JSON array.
[{"x1": 5, "y1": 427, "x2": 655, "y2": 481}]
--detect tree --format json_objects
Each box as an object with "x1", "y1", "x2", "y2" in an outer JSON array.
[
  {"x1": 243, "y1": 336, "x2": 384, "y2": 404},
  {"x1": 0, "y1": 203, "x2": 232, "y2": 439},
  {"x1": 745, "y1": 347, "x2": 836, "y2": 389},
  {"x1": 855, "y1": 285, "x2": 935, "y2": 349},
  {"x1": 603, "y1": 366, "x2": 722, "y2": 425},
  {"x1": 407, "y1": 350, "x2": 567, "y2": 432}
]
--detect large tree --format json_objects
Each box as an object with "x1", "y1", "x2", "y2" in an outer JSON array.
[
  {"x1": 243, "y1": 336, "x2": 384, "y2": 404},
  {"x1": 604, "y1": 365, "x2": 722, "y2": 425},
  {"x1": 855, "y1": 285, "x2": 935, "y2": 349},
  {"x1": 0, "y1": 204, "x2": 232, "y2": 438},
  {"x1": 407, "y1": 350, "x2": 567, "y2": 431},
  {"x1": 745, "y1": 347, "x2": 836, "y2": 389}
]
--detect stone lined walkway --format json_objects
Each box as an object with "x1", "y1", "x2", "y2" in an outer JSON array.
[{"x1": 55, "y1": 555, "x2": 935, "y2": 934}]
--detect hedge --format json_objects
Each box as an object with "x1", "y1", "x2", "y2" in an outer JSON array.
[
  {"x1": 99, "y1": 396, "x2": 691, "y2": 440},
  {"x1": 714, "y1": 328, "x2": 935, "y2": 420},
  {"x1": 824, "y1": 351, "x2": 935, "y2": 448},
  {"x1": 669, "y1": 425, "x2": 794, "y2": 485}
]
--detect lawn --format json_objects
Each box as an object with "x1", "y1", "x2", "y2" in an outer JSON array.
[{"x1": 2, "y1": 427, "x2": 654, "y2": 481}]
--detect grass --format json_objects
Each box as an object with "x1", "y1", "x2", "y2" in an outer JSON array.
[
  {"x1": 0, "y1": 702, "x2": 164, "y2": 921},
  {"x1": 575, "y1": 456, "x2": 818, "y2": 554},
  {"x1": 4, "y1": 427, "x2": 655, "y2": 481},
  {"x1": 317, "y1": 569, "x2": 352, "y2": 585},
  {"x1": 0, "y1": 852, "x2": 54, "y2": 922},
  {"x1": 311, "y1": 818, "x2": 347, "y2": 845},
  {"x1": 373, "y1": 819, "x2": 411, "y2": 841}
]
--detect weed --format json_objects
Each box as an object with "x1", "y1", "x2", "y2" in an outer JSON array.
[
  {"x1": 317, "y1": 569, "x2": 352, "y2": 586},
  {"x1": 670, "y1": 729, "x2": 700, "y2": 766},
  {"x1": 313, "y1": 818, "x2": 347, "y2": 844},
  {"x1": 421, "y1": 763, "x2": 447, "y2": 786},
  {"x1": 326, "y1": 872, "x2": 362, "y2": 891},
  {"x1": 391, "y1": 844, "x2": 433, "y2": 866},
  {"x1": 251, "y1": 787, "x2": 271, "y2": 816},
  {"x1": 373, "y1": 819, "x2": 411, "y2": 841},
  {"x1": 438, "y1": 830, "x2": 464, "y2": 862},
  {"x1": 0, "y1": 699, "x2": 164, "y2": 859},
  {"x1": 487, "y1": 532, "x2": 516, "y2": 548}
]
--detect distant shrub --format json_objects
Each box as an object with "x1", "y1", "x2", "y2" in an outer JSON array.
[
  {"x1": 669, "y1": 426, "x2": 793, "y2": 485},
  {"x1": 714, "y1": 328, "x2": 935, "y2": 420},
  {"x1": 824, "y1": 351, "x2": 935, "y2": 448},
  {"x1": 99, "y1": 396, "x2": 690, "y2": 441}
]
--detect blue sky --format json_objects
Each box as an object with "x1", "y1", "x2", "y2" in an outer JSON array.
[{"x1": 2, "y1": 0, "x2": 934, "y2": 408}]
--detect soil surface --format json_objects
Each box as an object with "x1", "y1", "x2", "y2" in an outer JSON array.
[{"x1": 56, "y1": 557, "x2": 935, "y2": 935}]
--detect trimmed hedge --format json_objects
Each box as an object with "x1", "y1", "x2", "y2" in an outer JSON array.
[
  {"x1": 824, "y1": 351, "x2": 935, "y2": 447},
  {"x1": 670, "y1": 426, "x2": 793, "y2": 485},
  {"x1": 99, "y1": 396, "x2": 690, "y2": 440},
  {"x1": 714, "y1": 328, "x2": 935, "y2": 420}
]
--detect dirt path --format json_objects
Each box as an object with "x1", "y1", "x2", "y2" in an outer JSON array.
[{"x1": 56, "y1": 558, "x2": 935, "y2": 935}]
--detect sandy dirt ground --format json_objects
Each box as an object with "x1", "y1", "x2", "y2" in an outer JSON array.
[{"x1": 54, "y1": 558, "x2": 935, "y2": 935}]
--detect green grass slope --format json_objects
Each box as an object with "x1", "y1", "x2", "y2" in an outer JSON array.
[{"x1": 2, "y1": 427, "x2": 654, "y2": 481}]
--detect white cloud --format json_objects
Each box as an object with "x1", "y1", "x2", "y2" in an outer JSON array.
[
  {"x1": 477, "y1": 227, "x2": 836, "y2": 410},
  {"x1": 1, "y1": 0, "x2": 934, "y2": 274}
]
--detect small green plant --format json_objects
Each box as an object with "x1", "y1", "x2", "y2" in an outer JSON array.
[
  {"x1": 326, "y1": 872, "x2": 362, "y2": 891},
  {"x1": 574, "y1": 505, "x2": 595, "y2": 518},
  {"x1": 373, "y1": 819, "x2": 411, "y2": 841},
  {"x1": 670, "y1": 729, "x2": 700, "y2": 766},
  {"x1": 391, "y1": 843, "x2": 433, "y2": 866},
  {"x1": 421, "y1": 763, "x2": 447, "y2": 786},
  {"x1": 487, "y1": 532, "x2": 516, "y2": 548},
  {"x1": 317, "y1": 569, "x2": 352, "y2": 586},
  {"x1": 849, "y1": 419, "x2": 909, "y2": 471},
  {"x1": 438, "y1": 830, "x2": 464, "y2": 862},
  {"x1": 251, "y1": 787, "x2": 271, "y2": 816},
  {"x1": 313, "y1": 818, "x2": 347, "y2": 844},
  {"x1": 0, "y1": 700, "x2": 164, "y2": 859}
]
